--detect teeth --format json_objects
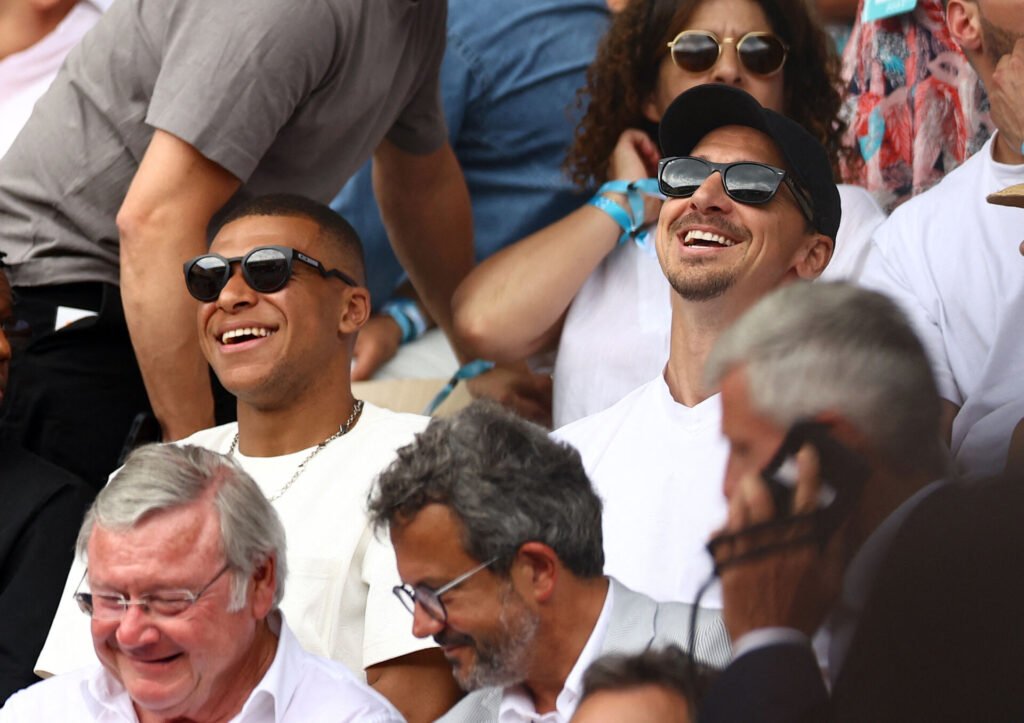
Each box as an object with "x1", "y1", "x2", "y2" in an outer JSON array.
[
  {"x1": 220, "y1": 327, "x2": 275, "y2": 344},
  {"x1": 684, "y1": 230, "x2": 735, "y2": 247}
]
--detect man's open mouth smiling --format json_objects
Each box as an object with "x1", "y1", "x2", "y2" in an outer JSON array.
[{"x1": 219, "y1": 326, "x2": 278, "y2": 345}]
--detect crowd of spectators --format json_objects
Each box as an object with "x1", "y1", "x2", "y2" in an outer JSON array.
[{"x1": 1, "y1": 0, "x2": 1022, "y2": 720}]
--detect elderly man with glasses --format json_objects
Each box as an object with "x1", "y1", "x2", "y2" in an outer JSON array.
[
  {"x1": 369, "y1": 400, "x2": 731, "y2": 723},
  {"x1": 34, "y1": 194, "x2": 461, "y2": 722},
  {"x1": 1, "y1": 443, "x2": 401, "y2": 722}
]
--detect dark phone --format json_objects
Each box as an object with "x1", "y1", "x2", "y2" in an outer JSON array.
[{"x1": 761, "y1": 420, "x2": 871, "y2": 526}]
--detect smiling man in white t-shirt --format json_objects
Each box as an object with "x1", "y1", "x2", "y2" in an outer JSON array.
[{"x1": 554, "y1": 84, "x2": 839, "y2": 608}]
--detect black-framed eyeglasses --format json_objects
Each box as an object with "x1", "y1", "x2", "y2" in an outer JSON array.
[
  {"x1": 658, "y1": 156, "x2": 814, "y2": 224},
  {"x1": 183, "y1": 245, "x2": 358, "y2": 302},
  {"x1": 393, "y1": 556, "x2": 499, "y2": 624},
  {"x1": 667, "y1": 30, "x2": 788, "y2": 77},
  {"x1": 73, "y1": 563, "x2": 232, "y2": 620}
]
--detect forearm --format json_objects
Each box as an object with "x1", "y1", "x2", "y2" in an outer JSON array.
[
  {"x1": 374, "y1": 141, "x2": 474, "y2": 363},
  {"x1": 116, "y1": 129, "x2": 240, "y2": 440},
  {"x1": 366, "y1": 649, "x2": 461, "y2": 723},
  {"x1": 119, "y1": 215, "x2": 214, "y2": 440},
  {"x1": 452, "y1": 203, "x2": 622, "y2": 361}
]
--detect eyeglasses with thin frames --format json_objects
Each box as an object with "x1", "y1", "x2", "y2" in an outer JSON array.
[
  {"x1": 393, "y1": 556, "x2": 499, "y2": 625},
  {"x1": 74, "y1": 563, "x2": 233, "y2": 620}
]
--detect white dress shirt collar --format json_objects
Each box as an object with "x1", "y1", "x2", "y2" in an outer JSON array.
[{"x1": 497, "y1": 580, "x2": 615, "y2": 723}]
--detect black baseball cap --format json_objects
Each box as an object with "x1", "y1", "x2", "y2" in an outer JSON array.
[{"x1": 658, "y1": 84, "x2": 841, "y2": 242}]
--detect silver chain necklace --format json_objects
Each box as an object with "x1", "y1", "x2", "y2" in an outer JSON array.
[{"x1": 226, "y1": 399, "x2": 364, "y2": 502}]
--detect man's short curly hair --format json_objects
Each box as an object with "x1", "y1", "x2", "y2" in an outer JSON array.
[
  {"x1": 566, "y1": 0, "x2": 850, "y2": 188},
  {"x1": 368, "y1": 401, "x2": 604, "y2": 578}
]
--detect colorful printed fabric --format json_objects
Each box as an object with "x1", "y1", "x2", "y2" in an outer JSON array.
[{"x1": 840, "y1": 0, "x2": 993, "y2": 211}]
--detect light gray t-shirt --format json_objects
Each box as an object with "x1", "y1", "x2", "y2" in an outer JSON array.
[{"x1": 0, "y1": 0, "x2": 447, "y2": 287}]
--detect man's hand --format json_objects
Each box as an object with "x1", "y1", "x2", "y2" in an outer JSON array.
[
  {"x1": 466, "y1": 361, "x2": 553, "y2": 428},
  {"x1": 608, "y1": 128, "x2": 663, "y2": 226},
  {"x1": 990, "y1": 38, "x2": 1024, "y2": 159},
  {"x1": 713, "y1": 446, "x2": 845, "y2": 641},
  {"x1": 352, "y1": 314, "x2": 404, "y2": 381}
]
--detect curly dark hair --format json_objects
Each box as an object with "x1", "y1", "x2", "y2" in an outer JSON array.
[{"x1": 566, "y1": 0, "x2": 851, "y2": 188}]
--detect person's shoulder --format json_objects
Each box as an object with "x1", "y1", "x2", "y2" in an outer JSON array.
[
  {"x1": 1, "y1": 665, "x2": 103, "y2": 716},
  {"x1": 356, "y1": 402, "x2": 430, "y2": 437},
  {"x1": 881, "y1": 141, "x2": 991, "y2": 228},
  {"x1": 553, "y1": 377, "x2": 660, "y2": 446},
  {"x1": 0, "y1": 438, "x2": 91, "y2": 506},
  {"x1": 287, "y1": 654, "x2": 402, "y2": 721},
  {"x1": 177, "y1": 422, "x2": 238, "y2": 451},
  {"x1": 435, "y1": 686, "x2": 501, "y2": 722}
]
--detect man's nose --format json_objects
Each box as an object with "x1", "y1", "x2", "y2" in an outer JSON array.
[
  {"x1": 113, "y1": 604, "x2": 162, "y2": 648},
  {"x1": 710, "y1": 40, "x2": 743, "y2": 86},
  {"x1": 688, "y1": 170, "x2": 734, "y2": 214},
  {"x1": 411, "y1": 603, "x2": 445, "y2": 639},
  {"x1": 216, "y1": 266, "x2": 257, "y2": 309}
]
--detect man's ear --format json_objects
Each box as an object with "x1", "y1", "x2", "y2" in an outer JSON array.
[
  {"x1": 813, "y1": 410, "x2": 871, "y2": 456},
  {"x1": 512, "y1": 542, "x2": 559, "y2": 604},
  {"x1": 249, "y1": 554, "x2": 277, "y2": 619},
  {"x1": 338, "y1": 286, "x2": 371, "y2": 334},
  {"x1": 794, "y1": 233, "x2": 834, "y2": 279},
  {"x1": 947, "y1": 0, "x2": 982, "y2": 54}
]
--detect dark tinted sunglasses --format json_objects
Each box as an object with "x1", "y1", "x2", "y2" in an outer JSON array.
[
  {"x1": 658, "y1": 156, "x2": 814, "y2": 223},
  {"x1": 667, "y1": 30, "x2": 788, "y2": 76},
  {"x1": 183, "y1": 245, "x2": 358, "y2": 302}
]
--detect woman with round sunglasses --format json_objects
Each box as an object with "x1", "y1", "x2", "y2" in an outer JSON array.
[{"x1": 452, "y1": 0, "x2": 886, "y2": 428}]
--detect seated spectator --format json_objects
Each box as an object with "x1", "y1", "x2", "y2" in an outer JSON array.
[
  {"x1": 860, "y1": 7, "x2": 1024, "y2": 480},
  {"x1": 35, "y1": 195, "x2": 460, "y2": 721},
  {"x1": 369, "y1": 401, "x2": 731, "y2": 723},
  {"x1": 1, "y1": 444, "x2": 401, "y2": 721},
  {"x1": 0, "y1": 0, "x2": 110, "y2": 158},
  {"x1": 840, "y1": 0, "x2": 992, "y2": 211},
  {"x1": 572, "y1": 646, "x2": 715, "y2": 723},
  {"x1": 552, "y1": 84, "x2": 839, "y2": 607},
  {"x1": 0, "y1": 0, "x2": 472, "y2": 492},
  {"x1": 453, "y1": 0, "x2": 884, "y2": 428},
  {"x1": 331, "y1": 0, "x2": 610, "y2": 398},
  {"x1": 0, "y1": 258, "x2": 92, "y2": 703},
  {"x1": 696, "y1": 282, "x2": 1022, "y2": 722}
]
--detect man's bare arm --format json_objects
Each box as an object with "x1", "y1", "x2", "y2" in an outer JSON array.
[
  {"x1": 117, "y1": 129, "x2": 241, "y2": 440},
  {"x1": 373, "y1": 139, "x2": 474, "y2": 362},
  {"x1": 366, "y1": 648, "x2": 462, "y2": 723}
]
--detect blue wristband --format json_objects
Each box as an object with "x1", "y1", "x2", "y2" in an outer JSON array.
[
  {"x1": 423, "y1": 360, "x2": 496, "y2": 415},
  {"x1": 380, "y1": 297, "x2": 428, "y2": 344},
  {"x1": 1020, "y1": 139, "x2": 1024, "y2": 156},
  {"x1": 588, "y1": 179, "x2": 663, "y2": 247}
]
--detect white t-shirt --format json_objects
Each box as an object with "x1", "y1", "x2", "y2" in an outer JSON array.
[
  {"x1": 553, "y1": 376, "x2": 728, "y2": 607},
  {"x1": 36, "y1": 402, "x2": 431, "y2": 679},
  {"x1": 5, "y1": 613, "x2": 402, "y2": 722},
  {"x1": 860, "y1": 137, "x2": 1024, "y2": 479},
  {"x1": 553, "y1": 184, "x2": 885, "y2": 428},
  {"x1": 0, "y1": 1, "x2": 109, "y2": 159}
]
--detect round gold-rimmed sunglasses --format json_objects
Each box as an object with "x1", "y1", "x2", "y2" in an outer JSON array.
[{"x1": 666, "y1": 30, "x2": 789, "y2": 77}]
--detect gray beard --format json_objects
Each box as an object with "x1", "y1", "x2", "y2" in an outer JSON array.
[
  {"x1": 455, "y1": 586, "x2": 541, "y2": 691},
  {"x1": 665, "y1": 264, "x2": 739, "y2": 302}
]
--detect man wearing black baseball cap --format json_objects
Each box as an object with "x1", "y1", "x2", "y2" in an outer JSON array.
[{"x1": 553, "y1": 83, "x2": 838, "y2": 610}]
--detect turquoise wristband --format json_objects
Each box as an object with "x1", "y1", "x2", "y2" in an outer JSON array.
[
  {"x1": 380, "y1": 297, "x2": 428, "y2": 344},
  {"x1": 423, "y1": 360, "x2": 495, "y2": 415},
  {"x1": 588, "y1": 179, "x2": 662, "y2": 246},
  {"x1": 1020, "y1": 139, "x2": 1024, "y2": 156}
]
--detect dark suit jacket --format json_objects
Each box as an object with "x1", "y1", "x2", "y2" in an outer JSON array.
[
  {"x1": 700, "y1": 472, "x2": 1024, "y2": 723},
  {"x1": 0, "y1": 439, "x2": 92, "y2": 705}
]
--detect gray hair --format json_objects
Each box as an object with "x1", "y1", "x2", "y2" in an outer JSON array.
[
  {"x1": 368, "y1": 400, "x2": 604, "y2": 578},
  {"x1": 77, "y1": 444, "x2": 288, "y2": 611},
  {"x1": 705, "y1": 281, "x2": 946, "y2": 478}
]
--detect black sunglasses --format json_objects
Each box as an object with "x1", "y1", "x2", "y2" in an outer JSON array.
[
  {"x1": 183, "y1": 245, "x2": 358, "y2": 302},
  {"x1": 667, "y1": 30, "x2": 788, "y2": 77},
  {"x1": 657, "y1": 156, "x2": 814, "y2": 223}
]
